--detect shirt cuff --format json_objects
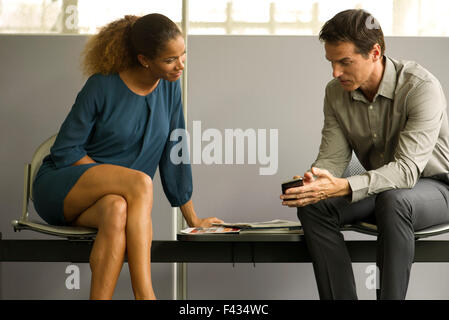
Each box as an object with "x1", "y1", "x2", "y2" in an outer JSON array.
[{"x1": 346, "y1": 174, "x2": 370, "y2": 203}]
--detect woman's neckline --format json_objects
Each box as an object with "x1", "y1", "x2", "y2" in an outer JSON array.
[{"x1": 117, "y1": 72, "x2": 161, "y2": 97}]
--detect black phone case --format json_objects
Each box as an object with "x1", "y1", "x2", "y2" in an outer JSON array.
[{"x1": 282, "y1": 178, "x2": 303, "y2": 194}]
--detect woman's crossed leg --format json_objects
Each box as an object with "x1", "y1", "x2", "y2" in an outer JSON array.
[{"x1": 63, "y1": 164, "x2": 155, "y2": 300}]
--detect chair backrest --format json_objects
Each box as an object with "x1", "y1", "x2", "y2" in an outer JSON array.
[
  {"x1": 342, "y1": 152, "x2": 366, "y2": 178},
  {"x1": 29, "y1": 134, "x2": 57, "y2": 201},
  {"x1": 15, "y1": 134, "x2": 96, "y2": 238}
]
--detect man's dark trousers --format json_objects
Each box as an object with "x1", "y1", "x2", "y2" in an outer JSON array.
[{"x1": 297, "y1": 178, "x2": 449, "y2": 300}]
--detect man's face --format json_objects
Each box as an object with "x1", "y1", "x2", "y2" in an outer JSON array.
[{"x1": 325, "y1": 41, "x2": 375, "y2": 92}]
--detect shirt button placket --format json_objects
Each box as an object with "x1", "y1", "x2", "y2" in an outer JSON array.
[{"x1": 368, "y1": 105, "x2": 377, "y2": 143}]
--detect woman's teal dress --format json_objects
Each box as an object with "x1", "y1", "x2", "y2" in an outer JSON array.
[{"x1": 33, "y1": 74, "x2": 192, "y2": 225}]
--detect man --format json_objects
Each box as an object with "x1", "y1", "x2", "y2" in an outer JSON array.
[{"x1": 280, "y1": 9, "x2": 449, "y2": 300}]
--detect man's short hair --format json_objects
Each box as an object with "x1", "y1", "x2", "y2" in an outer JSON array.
[{"x1": 319, "y1": 9, "x2": 385, "y2": 57}]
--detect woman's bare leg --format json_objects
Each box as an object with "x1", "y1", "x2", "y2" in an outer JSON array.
[
  {"x1": 64, "y1": 164, "x2": 156, "y2": 300},
  {"x1": 124, "y1": 183, "x2": 155, "y2": 300},
  {"x1": 71, "y1": 194, "x2": 127, "y2": 299}
]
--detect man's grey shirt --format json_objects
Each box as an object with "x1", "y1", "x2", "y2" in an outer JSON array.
[{"x1": 313, "y1": 56, "x2": 449, "y2": 202}]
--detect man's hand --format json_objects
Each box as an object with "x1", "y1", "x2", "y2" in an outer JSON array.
[{"x1": 280, "y1": 167, "x2": 351, "y2": 207}]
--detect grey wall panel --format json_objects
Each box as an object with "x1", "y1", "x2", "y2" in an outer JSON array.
[{"x1": 187, "y1": 36, "x2": 327, "y2": 224}]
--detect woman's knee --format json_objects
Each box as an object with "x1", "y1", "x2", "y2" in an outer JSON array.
[
  {"x1": 98, "y1": 195, "x2": 128, "y2": 234},
  {"x1": 127, "y1": 170, "x2": 153, "y2": 200}
]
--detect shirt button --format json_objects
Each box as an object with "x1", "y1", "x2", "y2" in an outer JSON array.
[
  {"x1": 373, "y1": 133, "x2": 377, "y2": 138},
  {"x1": 369, "y1": 105, "x2": 373, "y2": 110}
]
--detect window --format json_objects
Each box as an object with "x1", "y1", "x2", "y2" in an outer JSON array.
[
  {"x1": 1, "y1": 0, "x2": 448, "y2": 36},
  {"x1": 189, "y1": 0, "x2": 449, "y2": 36},
  {"x1": 0, "y1": 0, "x2": 181, "y2": 34}
]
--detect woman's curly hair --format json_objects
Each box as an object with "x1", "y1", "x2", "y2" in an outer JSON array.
[
  {"x1": 81, "y1": 15, "x2": 138, "y2": 76},
  {"x1": 81, "y1": 14, "x2": 182, "y2": 77}
]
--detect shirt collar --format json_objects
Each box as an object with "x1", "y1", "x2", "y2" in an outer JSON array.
[
  {"x1": 350, "y1": 56, "x2": 397, "y2": 103},
  {"x1": 377, "y1": 56, "x2": 396, "y2": 100}
]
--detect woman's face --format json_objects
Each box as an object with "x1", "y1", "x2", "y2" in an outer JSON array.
[{"x1": 147, "y1": 35, "x2": 186, "y2": 82}]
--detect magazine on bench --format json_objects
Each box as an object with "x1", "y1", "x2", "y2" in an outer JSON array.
[
  {"x1": 180, "y1": 219, "x2": 302, "y2": 235},
  {"x1": 180, "y1": 227, "x2": 241, "y2": 235},
  {"x1": 212, "y1": 219, "x2": 301, "y2": 229}
]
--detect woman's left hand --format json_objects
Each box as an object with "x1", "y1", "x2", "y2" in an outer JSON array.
[
  {"x1": 193, "y1": 217, "x2": 224, "y2": 228},
  {"x1": 179, "y1": 199, "x2": 224, "y2": 227}
]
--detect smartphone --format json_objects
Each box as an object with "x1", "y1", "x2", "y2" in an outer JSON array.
[{"x1": 281, "y1": 177, "x2": 304, "y2": 194}]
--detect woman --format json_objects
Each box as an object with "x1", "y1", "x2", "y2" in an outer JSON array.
[{"x1": 32, "y1": 13, "x2": 223, "y2": 300}]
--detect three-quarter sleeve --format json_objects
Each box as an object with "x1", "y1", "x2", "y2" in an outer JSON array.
[
  {"x1": 158, "y1": 81, "x2": 193, "y2": 207},
  {"x1": 50, "y1": 75, "x2": 103, "y2": 168},
  {"x1": 312, "y1": 85, "x2": 352, "y2": 177}
]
